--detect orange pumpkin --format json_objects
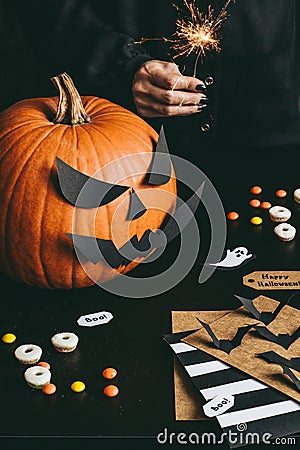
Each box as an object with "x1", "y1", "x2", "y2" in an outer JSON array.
[{"x1": 0, "y1": 73, "x2": 176, "y2": 289}]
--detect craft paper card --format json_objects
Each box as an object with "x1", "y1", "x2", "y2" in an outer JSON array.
[
  {"x1": 173, "y1": 357, "x2": 206, "y2": 421},
  {"x1": 165, "y1": 330, "x2": 300, "y2": 448},
  {"x1": 184, "y1": 296, "x2": 300, "y2": 402},
  {"x1": 171, "y1": 310, "x2": 230, "y2": 421},
  {"x1": 243, "y1": 271, "x2": 300, "y2": 290}
]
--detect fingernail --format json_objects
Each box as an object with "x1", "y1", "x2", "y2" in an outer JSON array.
[
  {"x1": 197, "y1": 104, "x2": 207, "y2": 111},
  {"x1": 199, "y1": 97, "x2": 209, "y2": 105},
  {"x1": 196, "y1": 84, "x2": 207, "y2": 92}
]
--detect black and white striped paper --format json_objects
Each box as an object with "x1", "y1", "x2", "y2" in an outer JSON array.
[{"x1": 164, "y1": 331, "x2": 300, "y2": 448}]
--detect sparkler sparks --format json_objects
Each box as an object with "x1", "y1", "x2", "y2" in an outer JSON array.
[
  {"x1": 134, "y1": 0, "x2": 236, "y2": 75},
  {"x1": 171, "y1": 1, "x2": 222, "y2": 59}
]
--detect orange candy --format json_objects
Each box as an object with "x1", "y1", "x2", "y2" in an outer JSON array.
[
  {"x1": 275, "y1": 189, "x2": 287, "y2": 198},
  {"x1": 227, "y1": 211, "x2": 239, "y2": 221},
  {"x1": 102, "y1": 367, "x2": 117, "y2": 380},
  {"x1": 42, "y1": 383, "x2": 57, "y2": 395},
  {"x1": 260, "y1": 201, "x2": 272, "y2": 210},
  {"x1": 250, "y1": 186, "x2": 262, "y2": 195},
  {"x1": 38, "y1": 361, "x2": 51, "y2": 370},
  {"x1": 249, "y1": 199, "x2": 261, "y2": 208},
  {"x1": 104, "y1": 385, "x2": 119, "y2": 398}
]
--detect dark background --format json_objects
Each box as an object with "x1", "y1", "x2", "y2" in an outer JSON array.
[
  {"x1": 1, "y1": 157, "x2": 300, "y2": 450},
  {"x1": 0, "y1": 1, "x2": 299, "y2": 448}
]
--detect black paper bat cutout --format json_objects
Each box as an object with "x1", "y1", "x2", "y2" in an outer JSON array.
[
  {"x1": 258, "y1": 353, "x2": 300, "y2": 392},
  {"x1": 56, "y1": 127, "x2": 172, "y2": 208},
  {"x1": 257, "y1": 351, "x2": 300, "y2": 372},
  {"x1": 280, "y1": 364, "x2": 300, "y2": 392},
  {"x1": 253, "y1": 324, "x2": 300, "y2": 350},
  {"x1": 67, "y1": 182, "x2": 204, "y2": 268},
  {"x1": 234, "y1": 295, "x2": 290, "y2": 325},
  {"x1": 197, "y1": 319, "x2": 254, "y2": 354}
]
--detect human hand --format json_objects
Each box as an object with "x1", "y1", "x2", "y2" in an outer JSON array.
[{"x1": 132, "y1": 60, "x2": 208, "y2": 118}]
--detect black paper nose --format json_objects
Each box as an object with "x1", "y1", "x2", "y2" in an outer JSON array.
[{"x1": 127, "y1": 189, "x2": 147, "y2": 220}]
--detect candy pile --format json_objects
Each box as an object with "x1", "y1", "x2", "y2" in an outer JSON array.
[
  {"x1": 102, "y1": 367, "x2": 119, "y2": 397},
  {"x1": 70, "y1": 368, "x2": 119, "y2": 397},
  {"x1": 227, "y1": 186, "x2": 299, "y2": 242},
  {"x1": 2, "y1": 331, "x2": 120, "y2": 398}
]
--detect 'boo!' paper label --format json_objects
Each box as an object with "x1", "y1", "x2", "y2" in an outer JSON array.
[
  {"x1": 77, "y1": 311, "x2": 113, "y2": 327},
  {"x1": 202, "y1": 394, "x2": 235, "y2": 418}
]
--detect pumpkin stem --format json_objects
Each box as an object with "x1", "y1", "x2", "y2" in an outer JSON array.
[{"x1": 51, "y1": 72, "x2": 90, "y2": 125}]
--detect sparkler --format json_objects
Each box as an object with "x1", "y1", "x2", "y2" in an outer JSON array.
[{"x1": 134, "y1": 0, "x2": 236, "y2": 76}]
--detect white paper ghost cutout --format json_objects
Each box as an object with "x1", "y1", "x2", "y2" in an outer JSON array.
[{"x1": 208, "y1": 246, "x2": 253, "y2": 268}]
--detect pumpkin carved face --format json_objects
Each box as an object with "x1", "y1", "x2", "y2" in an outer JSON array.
[
  {"x1": 0, "y1": 73, "x2": 177, "y2": 289},
  {"x1": 56, "y1": 127, "x2": 178, "y2": 278}
]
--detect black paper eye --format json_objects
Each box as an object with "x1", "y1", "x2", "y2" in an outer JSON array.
[
  {"x1": 144, "y1": 126, "x2": 172, "y2": 186},
  {"x1": 56, "y1": 157, "x2": 130, "y2": 208}
]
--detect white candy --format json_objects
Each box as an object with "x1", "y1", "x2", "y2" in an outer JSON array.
[
  {"x1": 14, "y1": 344, "x2": 42, "y2": 364},
  {"x1": 51, "y1": 332, "x2": 79, "y2": 352},
  {"x1": 269, "y1": 206, "x2": 291, "y2": 222},
  {"x1": 274, "y1": 223, "x2": 296, "y2": 242},
  {"x1": 24, "y1": 365, "x2": 51, "y2": 389},
  {"x1": 294, "y1": 188, "x2": 300, "y2": 204}
]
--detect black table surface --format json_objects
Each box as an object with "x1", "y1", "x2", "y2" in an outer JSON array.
[{"x1": 1, "y1": 152, "x2": 300, "y2": 450}]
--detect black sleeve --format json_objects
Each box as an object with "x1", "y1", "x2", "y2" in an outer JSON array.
[
  {"x1": 296, "y1": 0, "x2": 300, "y2": 104},
  {"x1": 13, "y1": 0, "x2": 153, "y2": 108}
]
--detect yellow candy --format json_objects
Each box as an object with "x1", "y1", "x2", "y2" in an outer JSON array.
[
  {"x1": 71, "y1": 381, "x2": 85, "y2": 393},
  {"x1": 2, "y1": 333, "x2": 16, "y2": 344},
  {"x1": 250, "y1": 216, "x2": 263, "y2": 226}
]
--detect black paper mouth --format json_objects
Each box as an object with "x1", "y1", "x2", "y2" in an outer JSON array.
[
  {"x1": 66, "y1": 229, "x2": 155, "y2": 268},
  {"x1": 66, "y1": 182, "x2": 204, "y2": 269}
]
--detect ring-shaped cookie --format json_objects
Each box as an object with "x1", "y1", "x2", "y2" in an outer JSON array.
[
  {"x1": 51, "y1": 332, "x2": 79, "y2": 352},
  {"x1": 14, "y1": 344, "x2": 42, "y2": 364},
  {"x1": 274, "y1": 223, "x2": 296, "y2": 242},
  {"x1": 24, "y1": 365, "x2": 51, "y2": 389},
  {"x1": 294, "y1": 188, "x2": 300, "y2": 204},
  {"x1": 269, "y1": 206, "x2": 291, "y2": 222}
]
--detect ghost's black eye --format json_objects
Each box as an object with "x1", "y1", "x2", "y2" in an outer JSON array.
[
  {"x1": 144, "y1": 126, "x2": 172, "y2": 186},
  {"x1": 56, "y1": 157, "x2": 130, "y2": 208}
]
